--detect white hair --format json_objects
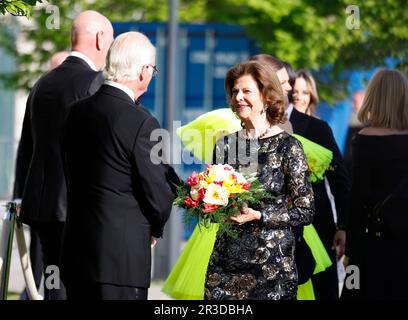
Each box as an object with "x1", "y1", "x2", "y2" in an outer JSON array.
[{"x1": 103, "y1": 31, "x2": 156, "y2": 81}]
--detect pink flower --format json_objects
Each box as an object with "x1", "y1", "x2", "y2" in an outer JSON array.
[
  {"x1": 185, "y1": 196, "x2": 199, "y2": 208},
  {"x1": 203, "y1": 203, "x2": 219, "y2": 213},
  {"x1": 187, "y1": 171, "x2": 199, "y2": 186}
]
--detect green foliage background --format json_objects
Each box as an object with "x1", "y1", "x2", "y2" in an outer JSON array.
[
  {"x1": 0, "y1": 0, "x2": 407, "y2": 103},
  {"x1": 0, "y1": 0, "x2": 42, "y2": 16}
]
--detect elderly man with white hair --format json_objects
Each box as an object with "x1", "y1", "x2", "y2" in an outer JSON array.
[{"x1": 61, "y1": 32, "x2": 174, "y2": 300}]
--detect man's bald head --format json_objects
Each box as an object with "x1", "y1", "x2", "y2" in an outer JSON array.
[
  {"x1": 71, "y1": 10, "x2": 114, "y2": 70},
  {"x1": 71, "y1": 10, "x2": 112, "y2": 42}
]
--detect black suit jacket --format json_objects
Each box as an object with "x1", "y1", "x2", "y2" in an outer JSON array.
[
  {"x1": 61, "y1": 85, "x2": 174, "y2": 287},
  {"x1": 15, "y1": 56, "x2": 103, "y2": 223},
  {"x1": 290, "y1": 108, "x2": 350, "y2": 248}
]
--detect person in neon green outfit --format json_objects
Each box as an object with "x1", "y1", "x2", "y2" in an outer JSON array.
[{"x1": 162, "y1": 108, "x2": 332, "y2": 300}]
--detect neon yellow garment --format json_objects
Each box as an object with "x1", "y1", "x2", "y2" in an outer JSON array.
[
  {"x1": 297, "y1": 224, "x2": 332, "y2": 300},
  {"x1": 164, "y1": 108, "x2": 332, "y2": 300},
  {"x1": 176, "y1": 108, "x2": 241, "y2": 164},
  {"x1": 297, "y1": 279, "x2": 315, "y2": 300},
  {"x1": 292, "y1": 134, "x2": 333, "y2": 183},
  {"x1": 162, "y1": 223, "x2": 218, "y2": 299}
]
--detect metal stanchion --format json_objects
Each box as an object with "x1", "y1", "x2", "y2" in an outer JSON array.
[
  {"x1": 15, "y1": 221, "x2": 43, "y2": 300},
  {"x1": 0, "y1": 202, "x2": 42, "y2": 300},
  {"x1": 0, "y1": 202, "x2": 17, "y2": 300}
]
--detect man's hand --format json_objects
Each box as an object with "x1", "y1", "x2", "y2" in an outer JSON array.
[
  {"x1": 151, "y1": 236, "x2": 157, "y2": 248},
  {"x1": 13, "y1": 198, "x2": 22, "y2": 215},
  {"x1": 332, "y1": 229, "x2": 346, "y2": 261},
  {"x1": 230, "y1": 204, "x2": 261, "y2": 225}
]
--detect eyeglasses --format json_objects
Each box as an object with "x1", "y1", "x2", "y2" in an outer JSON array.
[{"x1": 149, "y1": 64, "x2": 159, "y2": 77}]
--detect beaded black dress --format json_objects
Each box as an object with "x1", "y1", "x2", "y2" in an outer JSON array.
[{"x1": 204, "y1": 130, "x2": 315, "y2": 300}]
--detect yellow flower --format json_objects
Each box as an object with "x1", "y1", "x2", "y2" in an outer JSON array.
[
  {"x1": 223, "y1": 175, "x2": 244, "y2": 194},
  {"x1": 223, "y1": 174, "x2": 236, "y2": 186},
  {"x1": 225, "y1": 183, "x2": 244, "y2": 194}
]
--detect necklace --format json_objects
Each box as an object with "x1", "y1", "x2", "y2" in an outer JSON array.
[
  {"x1": 243, "y1": 126, "x2": 273, "y2": 140},
  {"x1": 259, "y1": 127, "x2": 273, "y2": 139}
]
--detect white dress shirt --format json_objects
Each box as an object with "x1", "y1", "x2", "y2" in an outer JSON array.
[
  {"x1": 286, "y1": 103, "x2": 294, "y2": 118},
  {"x1": 104, "y1": 80, "x2": 135, "y2": 102},
  {"x1": 70, "y1": 51, "x2": 97, "y2": 71}
]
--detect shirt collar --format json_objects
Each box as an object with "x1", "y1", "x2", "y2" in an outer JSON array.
[
  {"x1": 70, "y1": 51, "x2": 97, "y2": 71},
  {"x1": 104, "y1": 80, "x2": 135, "y2": 102},
  {"x1": 286, "y1": 103, "x2": 294, "y2": 118}
]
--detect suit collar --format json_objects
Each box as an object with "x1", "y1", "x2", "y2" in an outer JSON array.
[
  {"x1": 62, "y1": 56, "x2": 94, "y2": 70},
  {"x1": 98, "y1": 84, "x2": 136, "y2": 105},
  {"x1": 104, "y1": 80, "x2": 135, "y2": 101},
  {"x1": 289, "y1": 107, "x2": 309, "y2": 135}
]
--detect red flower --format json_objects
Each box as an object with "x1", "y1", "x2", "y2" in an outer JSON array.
[
  {"x1": 203, "y1": 203, "x2": 219, "y2": 213},
  {"x1": 213, "y1": 181, "x2": 223, "y2": 186},
  {"x1": 242, "y1": 183, "x2": 251, "y2": 190},
  {"x1": 185, "y1": 196, "x2": 199, "y2": 208},
  {"x1": 198, "y1": 188, "x2": 206, "y2": 200},
  {"x1": 187, "y1": 171, "x2": 199, "y2": 186}
]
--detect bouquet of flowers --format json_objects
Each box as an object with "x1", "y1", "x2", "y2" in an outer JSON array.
[{"x1": 174, "y1": 164, "x2": 271, "y2": 238}]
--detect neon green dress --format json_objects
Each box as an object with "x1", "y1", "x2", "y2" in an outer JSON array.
[{"x1": 162, "y1": 109, "x2": 332, "y2": 300}]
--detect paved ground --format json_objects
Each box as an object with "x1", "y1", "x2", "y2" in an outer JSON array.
[{"x1": 149, "y1": 282, "x2": 173, "y2": 300}]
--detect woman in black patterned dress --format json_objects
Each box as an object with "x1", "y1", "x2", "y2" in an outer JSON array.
[{"x1": 204, "y1": 61, "x2": 315, "y2": 300}]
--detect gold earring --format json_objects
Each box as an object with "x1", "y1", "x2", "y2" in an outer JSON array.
[{"x1": 262, "y1": 105, "x2": 268, "y2": 114}]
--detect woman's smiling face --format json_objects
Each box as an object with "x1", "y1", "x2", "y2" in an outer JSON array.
[
  {"x1": 293, "y1": 77, "x2": 311, "y2": 113},
  {"x1": 231, "y1": 74, "x2": 264, "y2": 122}
]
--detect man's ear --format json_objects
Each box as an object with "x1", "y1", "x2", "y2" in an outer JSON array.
[
  {"x1": 96, "y1": 31, "x2": 103, "y2": 51},
  {"x1": 139, "y1": 65, "x2": 147, "y2": 81}
]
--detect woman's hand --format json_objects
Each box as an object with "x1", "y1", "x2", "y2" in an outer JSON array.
[
  {"x1": 230, "y1": 204, "x2": 262, "y2": 225},
  {"x1": 151, "y1": 236, "x2": 157, "y2": 248}
]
